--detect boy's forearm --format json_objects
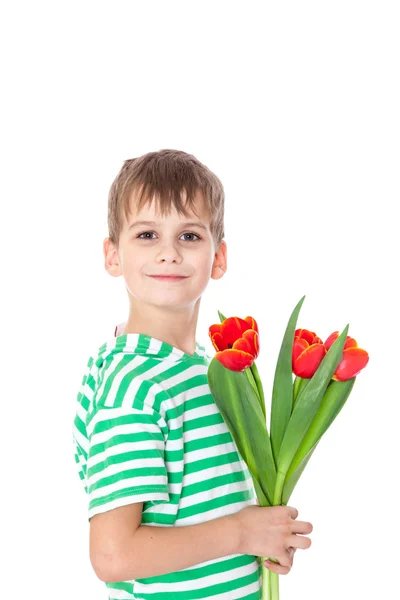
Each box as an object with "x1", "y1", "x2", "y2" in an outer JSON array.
[{"x1": 105, "y1": 512, "x2": 241, "y2": 582}]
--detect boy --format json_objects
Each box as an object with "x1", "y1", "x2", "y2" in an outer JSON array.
[{"x1": 72, "y1": 149, "x2": 313, "y2": 599}]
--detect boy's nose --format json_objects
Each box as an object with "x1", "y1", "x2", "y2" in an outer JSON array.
[{"x1": 157, "y1": 250, "x2": 182, "y2": 263}]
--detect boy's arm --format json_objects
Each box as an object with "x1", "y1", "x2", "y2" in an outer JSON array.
[{"x1": 90, "y1": 502, "x2": 241, "y2": 582}]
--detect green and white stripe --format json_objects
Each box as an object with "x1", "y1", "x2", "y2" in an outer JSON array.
[{"x1": 73, "y1": 332, "x2": 262, "y2": 599}]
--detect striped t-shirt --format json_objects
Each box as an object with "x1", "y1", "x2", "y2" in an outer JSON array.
[{"x1": 72, "y1": 326, "x2": 262, "y2": 599}]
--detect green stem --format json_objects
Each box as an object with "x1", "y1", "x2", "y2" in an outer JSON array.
[
  {"x1": 261, "y1": 558, "x2": 280, "y2": 599},
  {"x1": 250, "y1": 365, "x2": 283, "y2": 600},
  {"x1": 261, "y1": 562, "x2": 272, "y2": 599},
  {"x1": 245, "y1": 363, "x2": 266, "y2": 423},
  {"x1": 270, "y1": 571, "x2": 279, "y2": 599},
  {"x1": 292, "y1": 376, "x2": 310, "y2": 410},
  {"x1": 250, "y1": 361, "x2": 267, "y2": 422},
  {"x1": 292, "y1": 376, "x2": 301, "y2": 405},
  {"x1": 274, "y1": 471, "x2": 286, "y2": 505},
  {"x1": 245, "y1": 367, "x2": 259, "y2": 399},
  {"x1": 261, "y1": 472, "x2": 286, "y2": 599}
]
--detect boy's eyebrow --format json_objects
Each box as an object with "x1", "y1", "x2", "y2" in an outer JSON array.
[{"x1": 128, "y1": 220, "x2": 208, "y2": 231}]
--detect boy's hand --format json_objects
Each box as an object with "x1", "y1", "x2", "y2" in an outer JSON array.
[{"x1": 233, "y1": 505, "x2": 312, "y2": 575}]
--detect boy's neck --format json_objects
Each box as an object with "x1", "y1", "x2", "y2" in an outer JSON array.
[{"x1": 122, "y1": 300, "x2": 201, "y2": 357}]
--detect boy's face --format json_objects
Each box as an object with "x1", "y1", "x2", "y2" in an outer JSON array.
[{"x1": 104, "y1": 189, "x2": 227, "y2": 311}]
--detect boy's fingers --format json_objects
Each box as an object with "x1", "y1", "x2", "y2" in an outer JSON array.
[
  {"x1": 287, "y1": 506, "x2": 299, "y2": 519},
  {"x1": 265, "y1": 559, "x2": 291, "y2": 575}
]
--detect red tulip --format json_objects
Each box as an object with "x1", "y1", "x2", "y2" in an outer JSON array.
[
  {"x1": 292, "y1": 328, "x2": 327, "y2": 378},
  {"x1": 324, "y1": 331, "x2": 369, "y2": 381},
  {"x1": 208, "y1": 316, "x2": 259, "y2": 371}
]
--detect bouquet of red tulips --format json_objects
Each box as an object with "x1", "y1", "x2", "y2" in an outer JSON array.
[{"x1": 207, "y1": 295, "x2": 369, "y2": 600}]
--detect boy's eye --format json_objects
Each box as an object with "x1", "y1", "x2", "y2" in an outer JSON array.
[{"x1": 137, "y1": 231, "x2": 201, "y2": 242}]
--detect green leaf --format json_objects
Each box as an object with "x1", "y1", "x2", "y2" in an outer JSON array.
[
  {"x1": 251, "y1": 474, "x2": 271, "y2": 507},
  {"x1": 276, "y1": 324, "x2": 350, "y2": 481},
  {"x1": 281, "y1": 443, "x2": 320, "y2": 505},
  {"x1": 270, "y1": 296, "x2": 306, "y2": 464},
  {"x1": 282, "y1": 377, "x2": 356, "y2": 501},
  {"x1": 207, "y1": 357, "x2": 276, "y2": 506},
  {"x1": 217, "y1": 309, "x2": 227, "y2": 323}
]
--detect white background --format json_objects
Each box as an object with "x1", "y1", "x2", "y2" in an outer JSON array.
[{"x1": 1, "y1": 1, "x2": 399, "y2": 598}]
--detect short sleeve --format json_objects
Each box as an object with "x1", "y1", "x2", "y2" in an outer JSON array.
[{"x1": 86, "y1": 400, "x2": 170, "y2": 521}]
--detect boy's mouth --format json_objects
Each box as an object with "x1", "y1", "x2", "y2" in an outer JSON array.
[{"x1": 148, "y1": 275, "x2": 189, "y2": 281}]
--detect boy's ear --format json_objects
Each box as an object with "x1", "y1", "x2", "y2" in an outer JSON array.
[
  {"x1": 103, "y1": 237, "x2": 123, "y2": 278},
  {"x1": 211, "y1": 240, "x2": 227, "y2": 280}
]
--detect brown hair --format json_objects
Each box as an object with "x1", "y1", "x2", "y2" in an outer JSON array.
[{"x1": 107, "y1": 149, "x2": 225, "y2": 249}]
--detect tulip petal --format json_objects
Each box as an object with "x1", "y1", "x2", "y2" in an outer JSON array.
[
  {"x1": 295, "y1": 329, "x2": 317, "y2": 345},
  {"x1": 293, "y1": 344, "x2": 327, "y2": 378},
  {"x1": 324, "y1": 331, "x2": 339, "y2": 350},
  {"x1": 232, "y1": 337, "x2": 253, "y2": 355},
  {"x1": 222, "y1": 316, "x2": 253, "y2": 341},
  {"x1": 209, "y1": 331, "x2": 226, "y2": 352},
  {"x1": 209, "y1": 314, "x2": 259, "y2": 358},
  {"x1": 232, "y1": 335, "x2": 253, "y2": 355},
  {"x1": 293, "y1": 338, "x2": 308, "y2": 364},
  {"x1": 325, "y1": 332, "x2": 360, "y2": 353},
  {"x1": 241, "y1": 329, "x2": 260, "y2": 359},
  {"x1": 244, "y1": 316, "x2": 259, "y2": 333},
  {"x1": 215, "y1": 348, "x2": 255, "y2": 371},
  {"x1": 209, "y1": 323, "x2": 222, "y2": 336},
  {"x1": 344, "y1": 336, "x2": 358, "y2": 350},
  {"x1": 332, "y1": 347, "x2": 369, "y2": 381}
]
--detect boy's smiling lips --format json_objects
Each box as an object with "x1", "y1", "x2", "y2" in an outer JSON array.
[{"x1": 147, "y1": 274, "x2": 189, "y2": 281}]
